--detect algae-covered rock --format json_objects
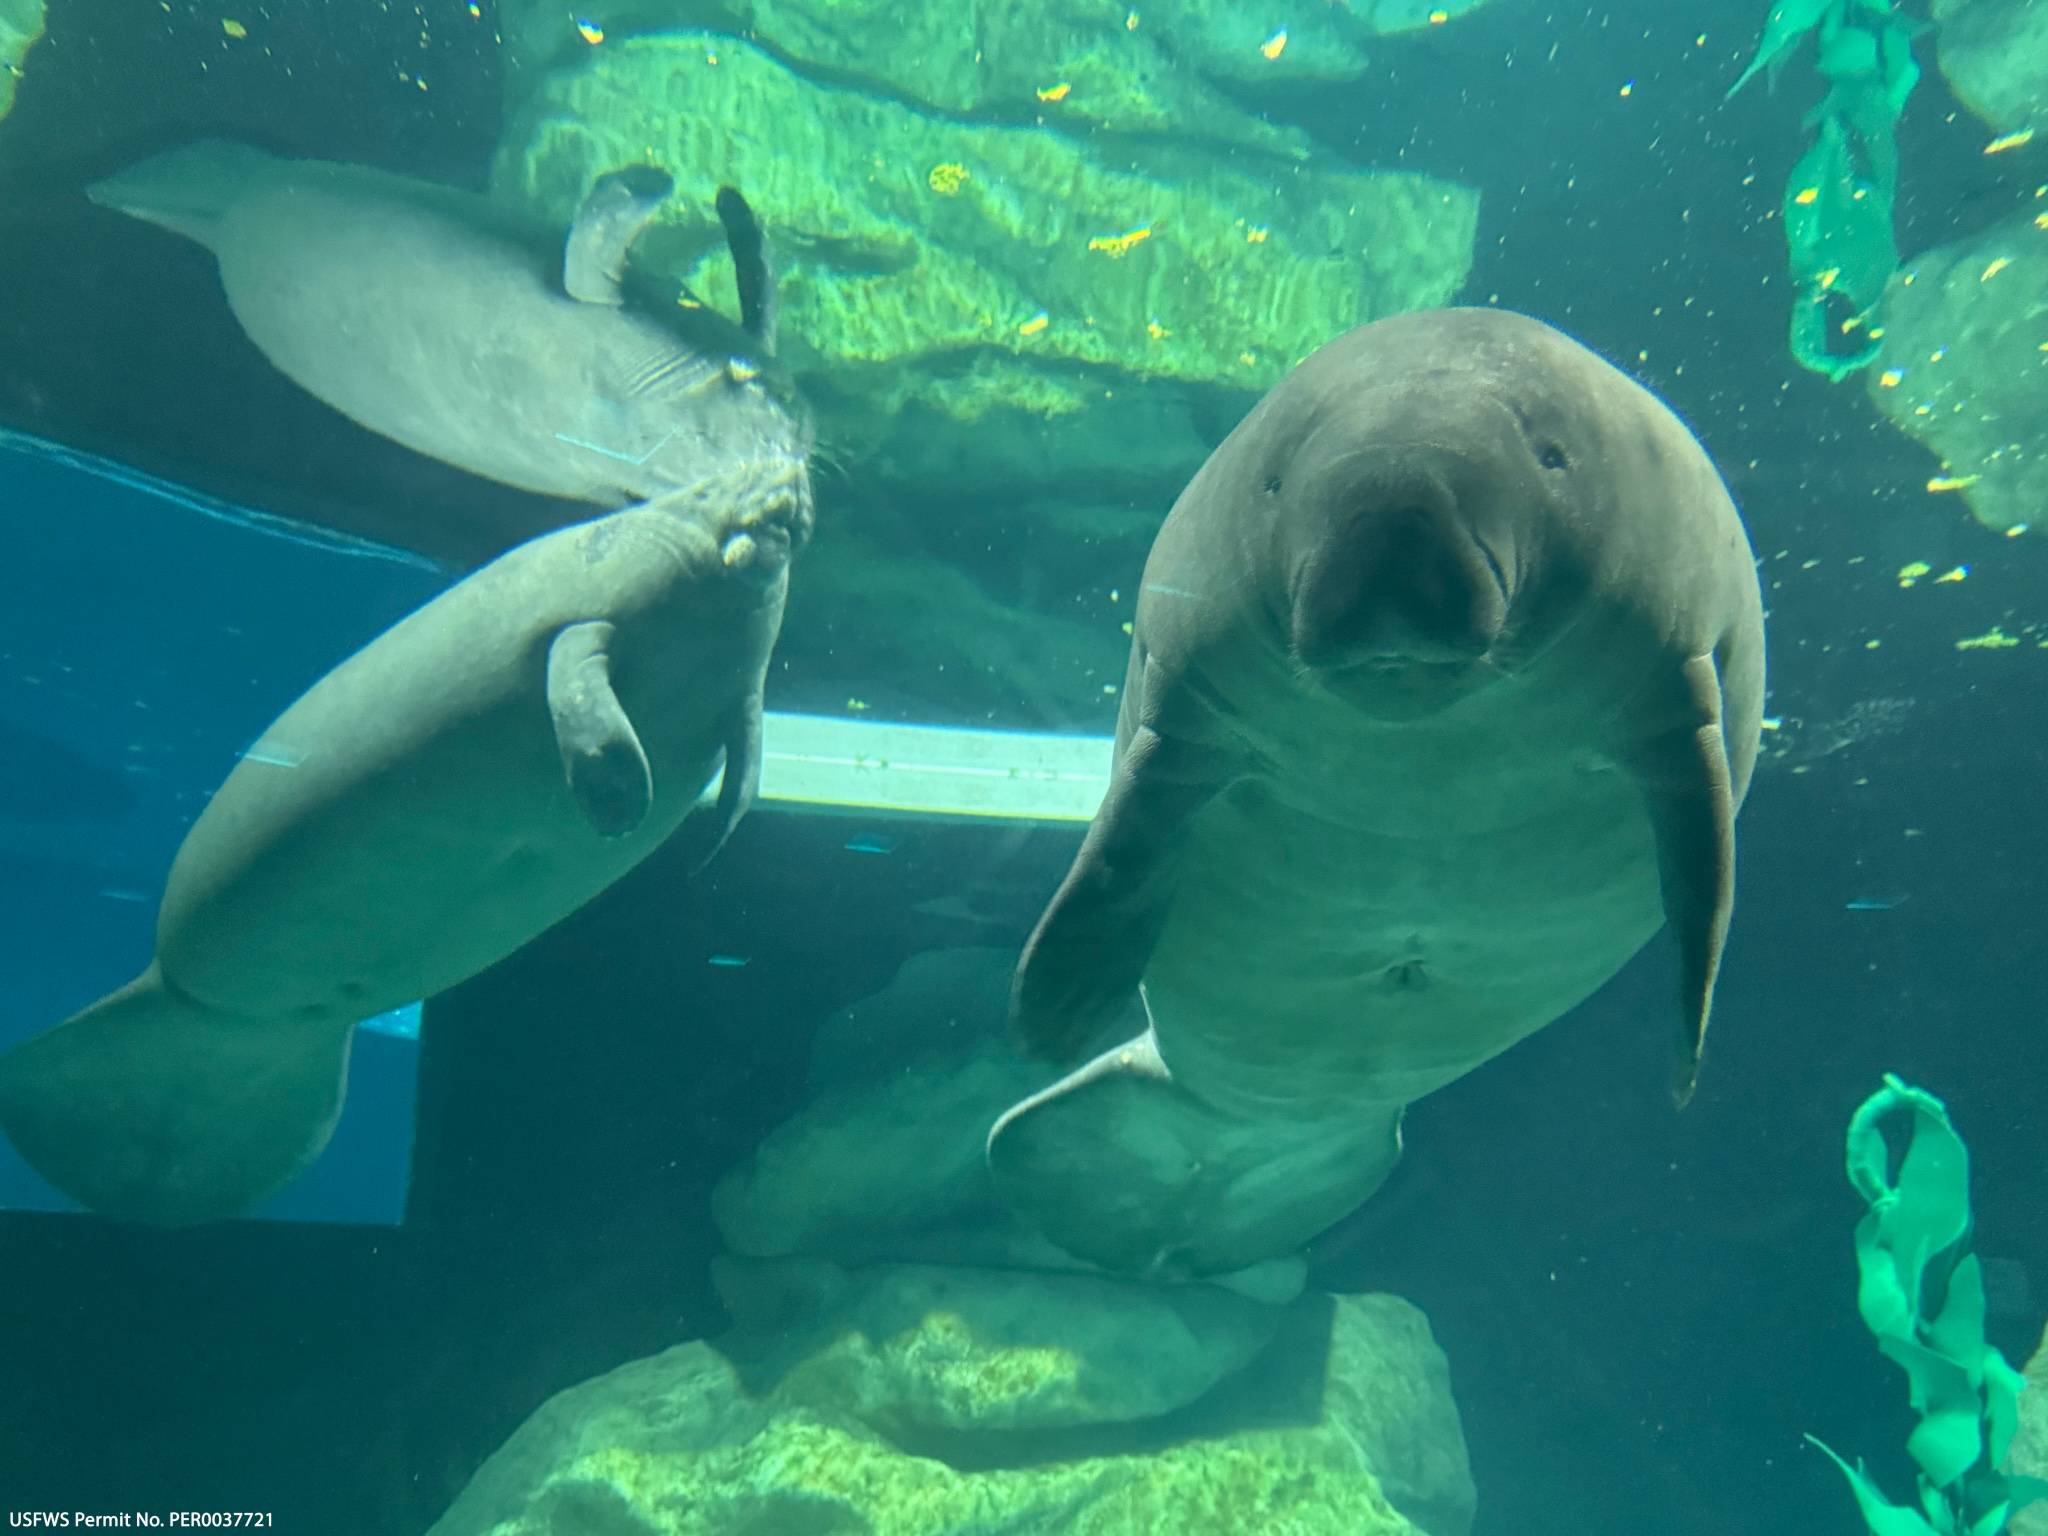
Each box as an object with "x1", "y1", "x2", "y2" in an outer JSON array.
[
  {"x1": 711, "y1": 1256, "x2": 1288, "y2": 1435},
  {"x1": 0, "y1": 0, "x2": 45, "y2": 122},
  {"x1": 2013, "y1": 1319, "x2": 2048, "y2": 1536},
  {"x1": 1866, "y1": 209, "x2": 2048, "y2": 534},
  {"x1": 502, "y1": 0, "x2": 1495, "y2": 133},
  {"x1": 491, "y1": 32, "x2": 1478, "y2": 476},
  {"x1": 427, "y1": 1290, "x2": 1477, "y2": 1536},
  {"x1": 1932, "y1": 0, "x2": 2048, "y2": 135}
]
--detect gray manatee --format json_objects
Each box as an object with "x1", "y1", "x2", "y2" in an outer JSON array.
[
  {"x1": 989, "y1": 307, "x2": 1765, "y2": 1278},
  {"x1": 0, "y1": 190, "x2": 813, "y2": 1226},
  {"x1": 87, "y1": 140, "x2": 796, "y2": 516}
]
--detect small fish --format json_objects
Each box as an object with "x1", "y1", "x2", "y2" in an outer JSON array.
[
  {"x1": 1980, "y1": 256, "x2": 2012, "y2": 282},
  {"x1": 1933, "y1": 566, "x2": 1967, "y2": 585},
  {"x1": 575, "y1": 17, "x2": 603, "y2": 44},
  {"x1": 1793, "y1": 186, "x2": 1820, "y2": 206},
  {"x1": 221, "y1": 16, "x2": 247, "y2": 37},
  {"x1": 1926, "y1": 474, "x2": 1980, "y2": 493},
  {"x1": 98, "y1": 887, "x2": 151, "y2": 905},
  {"x1": 1983, "y1": 128, "x2": 2035, "y2": 156},
  {"x1": 1878, "y1": 368, "x2": 1903, "y2": 387},
  {"x1": 1035, "y1": 81, "x2": 1071, "y2": 102},
  {"x1": 1018, "y1": 310, "x2": 1050, "y2": 336},
  {"x1": 843, "y1": 834, "x2": 896, "y2": 855},
  {"x1": 1844, "y1": 895, "x2": 1907, "y2": 912},
  {"x1": 708, "y1": 954, "x2": 749, "y2": 968},
  {"x1": 1260, "y1": 29, "x2": 1287, "y2": 61}
]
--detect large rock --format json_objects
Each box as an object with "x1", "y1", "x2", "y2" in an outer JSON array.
[
  {"x1": 501, "y1": 1, "x2": 1493, "y2": 138},
  {"x1": 490, "y1": 31, "x2": 1479, "y2": 493},
  {"x1": 1932, "y1": 0, "x2": 2048, "y2": 135},
  {"x1": 2012, "y1": 1319, "x2": 2048, "y2": 1535},
  {"x1": 710, "y1": 1256, "x2": 1289, "y2": 1435},
  {"x1": 426, "y1": 1289, "x2": 1477, "y2": 1536},
  {"x1": 0, "y1": 0, "x2": 43, "y2": 122},
  {"x1": 1866, "y1": 206, "x2": 2048, "y2": 535}
]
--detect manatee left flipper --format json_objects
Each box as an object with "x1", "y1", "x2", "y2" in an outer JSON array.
[
  {"x1": 563, "y1": 164, "x2": 675, "y2": 306},
  {"x1": 1623, "y1": 650, "x2": 1738, "y2": 1106},
  {"x1": 1012, "y1": 684, "x2": 1237, "y2": 1062},
  {"x1": 678, "y1": 689, "x2": 763, "y2": 876},
  {"x1": 546, "y1": 619, "x2": 653, "y2": 838},
  {"x1": 987, "y1": 1008, "x2": 1404, "y2": 1276}
]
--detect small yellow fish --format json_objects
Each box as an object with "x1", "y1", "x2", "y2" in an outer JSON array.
[
  {"x1": 1429, "y1": 8, "x2": 1449, "y2": 21},
  {"x1": 846, "y1": 698, "x2": 870, "y2": 713},
  {"x1": 1956, "y1": 627, "x2": 2018, "y2": 652},
  {"x1": 2036, "y1": 212, "x2": 2048, "y2": 230},
  {"x1": 1125, "y1": 9, "x2": 1139, "y2": 30},
  {"x1": 575, "y1": 17, "x2": 603, "y2": 44},
  {"x1": 1926, "y1": 474, "x2": 1980, "y2": 493},
  {"x1": 1245, "y1": 225, "x2": 1269, "y2": 244},
  {"x1": 1934, "y1": 566, "x2": 1968, "y2": 584},
  {"x1": 1088, "y1": 226, "x2": 1153, "y2": 257},
  {"x1": 1619, "y1": 80, "x2": 1634, "y2": 97},
  {"x1": 1981, "y1": 256, "x2": 2012, "y2": 281},
  {"x1": 927, "y1": 162, "x2": 967, "y2": 195},
  {"x1": 1018, "y1": 311, "x2": 1050, "y2": 336},
  {"x1": 1036, "y1": 81, "x2": 1071, "y2": 102},
  {"x1": 1878, "y1": 368, "x2": 1903, "y2": 387},
  {"x1": 1816, "y1": 266, "x2": 1840, "y2": 289},
  {"x1": 1260, "y1": 29, "x2": 1287, "y2": 60},
  {"x1": 466, "y1": 2, "x2": 481, "y2": 16},
  {"x1": 1146, "y1": 319, "x2": 1171, "y2": 340},
  {"x1": 1896, "y1": 561, "x2": 1930, "y2": 587},
  {"x1": 221, "y1": 16, "x2": 247, "y2": 37},
  {"x1": 1793, "y1": 186, "x2": 1819, "y2": 206},
  {"x1": 1983, "y1": 128, "x2": 2035, "y2": 156}
]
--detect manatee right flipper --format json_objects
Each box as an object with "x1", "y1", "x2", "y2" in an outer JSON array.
[
  {"x1": 1011, "y1": 689, "x2": 1236, "y2": 1062},
  {"x1": 677, "y1": 688, "x2": 763, "y2": 877},
  {"x1": 0, "y1": 967, "x2": 352, "y2": 1225},
  {"x1": 987, "y1": 1003, "x2": 1404, "y2": 1277},
  {"x1": 714, "y1": 185, "x2": 777, "y2": 353},
  {"x1": 546, "y1": 619, "x2": 653, "y2": 838},
  {"x1": 562, "y1": 164, "x2": 675, "y2": 306}
]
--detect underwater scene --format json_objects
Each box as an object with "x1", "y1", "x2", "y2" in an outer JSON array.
[{"x1": 0, "y1": 0, "x2": 2045, "y2": 1532}]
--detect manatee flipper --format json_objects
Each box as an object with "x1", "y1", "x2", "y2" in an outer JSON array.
[
  {"x1": 546, "y1": 619, "x2": 653, "y2": 838},
  {"x1": 562, "y1": 165, "x2": 675, "y2": 306},
  {"x1": 678, "y1": 690, "x2": 763, "y2": 876},
  {"x1": 1011, "y1": 703, "x2": 1234, "y2": 1062},
  {"x1": 1624, "y1": 651, "x2": 1738, "y2": 1106},
  {"x1": 0, "y1": 967, "x2": 353, "y2": 1225},
  {"x1": 714, "y1": 186, "x2": 777, "y2": 354},
  {"x1": 987, "y1": 1003, "x2": 1404, "y2": 1276}
]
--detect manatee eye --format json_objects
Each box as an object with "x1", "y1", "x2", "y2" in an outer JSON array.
[
  {"x1": 1538, "y1": 442, "x2": 1570, "y2": 472},
  {"x1": 1263, "y1": 475, "x2": 1284, "y2": 495}
]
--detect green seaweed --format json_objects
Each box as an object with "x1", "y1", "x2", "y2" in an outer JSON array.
[
  {"x1": 1729, "y1": 0, "x2": 1921, "y2": 379},
  {"x1": 1808, "y1": 1075, "x2": 2048, "y2": 1535}
]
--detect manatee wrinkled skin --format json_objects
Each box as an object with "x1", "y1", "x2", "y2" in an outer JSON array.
[{"x1": 990, "y1": 307, "x2": 1765, "y2": 1279}]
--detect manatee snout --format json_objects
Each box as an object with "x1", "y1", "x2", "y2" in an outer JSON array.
[{"x1": 1289, "y1": 457, "x2": 1509, "y2": 673}]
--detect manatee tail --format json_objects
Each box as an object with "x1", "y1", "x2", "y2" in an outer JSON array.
[
  {"x1": 0, "y1": 967, "x2": 353, "y2": 1225},
  {"x1": 986, "y1": 1021, "x2": 1405, "y2": 1277},
  {"x1": 85, "y1": 140, "x2": 280, "y2": 246}
]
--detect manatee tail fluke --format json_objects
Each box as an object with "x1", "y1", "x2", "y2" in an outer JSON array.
[
  {"x1": 85, "y1": 139, "x2": 279, "y2": 245},
  {"x1": 0, "y1": 967, "x2": 352, "y2": 1225},
  {"x1": 986, "y1": 1024, "x2": 1404, "y2": 1277}
]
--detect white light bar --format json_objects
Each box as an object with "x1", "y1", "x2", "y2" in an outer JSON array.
[{"x1": 743, "y1": 711, "x2": 1115, "y2": 823}]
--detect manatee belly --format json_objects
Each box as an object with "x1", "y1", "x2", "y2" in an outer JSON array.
[
  {"x1": 1146, "y1": 761, "x2": 1664, "y2": 1117},
  {"x1": 212, "y1": 179, "x2": 676, "y2": 505}
]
